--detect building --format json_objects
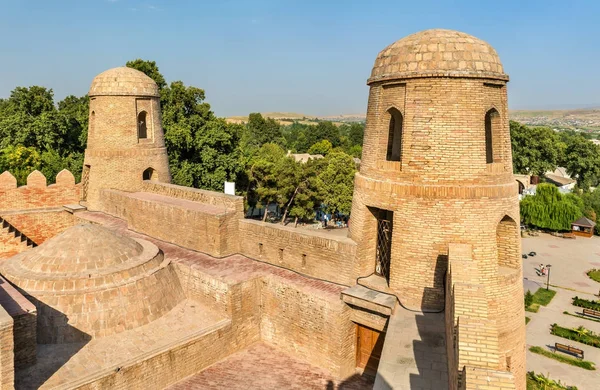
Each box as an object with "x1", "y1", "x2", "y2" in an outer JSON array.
[
  {"x1": 572, "y1": 216, "x2": 596, "y2": 238},
  {"x1": 0, "y1": 29, "x2": 524, "y2": 390}
]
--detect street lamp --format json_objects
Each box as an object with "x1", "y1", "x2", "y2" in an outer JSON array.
[{"x1": 546, "y1": 264, "x2": 552, "y2": 290}]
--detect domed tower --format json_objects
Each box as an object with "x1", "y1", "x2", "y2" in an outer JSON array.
[
  {"x1": 82, "y1": 67, "x2": 171, "y2": 210},
  {"x1": 349, "y1": 29, "x2": 524, "y2": 384}
]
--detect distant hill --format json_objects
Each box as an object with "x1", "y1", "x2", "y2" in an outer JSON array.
[
  {"x1": 226, "y1": 112, "x2": 365, "y2": 126},
  {"x1": 509, "y1": 108, "x2": 600, "y2": 131},
  {"x1": 227, "y1": 108, "x2": 600, "y2": 131}
]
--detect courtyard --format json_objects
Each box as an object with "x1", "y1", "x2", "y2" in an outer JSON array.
[{"x1": 522, "y1": 233, "x2": 600, "y2": 389}]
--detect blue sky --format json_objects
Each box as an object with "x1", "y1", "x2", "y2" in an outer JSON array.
[{"x1": 0, "y1": 0, "x2": 598, "y2": 116}]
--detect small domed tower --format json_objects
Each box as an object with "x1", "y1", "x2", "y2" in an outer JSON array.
[
  {"x1": 349, "y1": 29, "x2": 524, "y2": 385},
  {"x1": 82, "y1": 67, "x2": 171, "y2": 210}
]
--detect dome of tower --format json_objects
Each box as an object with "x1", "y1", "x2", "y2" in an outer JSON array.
[
  {"x1": 369, "y1": 29, "x2": 507, "y2": 84},
  {"x1": 0, "y1": 224, "x2": 184, "y2": 343},
  {"x1": 89, "y1": 66, "x2": 160, "y2": 97}
]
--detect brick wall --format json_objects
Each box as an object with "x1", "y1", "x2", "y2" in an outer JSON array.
[
  {"x1": 0, "y1": 170, "x2": 80, "y2": 212},
  {"x1": 0, "y1": 275, "x2": 36, "y2": 369},
  {"x1": 0, "y1": 304, "x2": 14, "y2": 389},
  {"x1": 446, "y1": 243, "x2": 522, "y2": 390},
  {"x1": 100, "y1": 189, "x2": 240, "y2": 258},
  {"x1": 1, "y1": 210, "x2": 78, "y2": 245},
  {"x1": 239, "y1": 219, "x2": 357, "y2": 286},
  {"x1": 0, "y1": 228, "x2": 29, "y2": 260}
]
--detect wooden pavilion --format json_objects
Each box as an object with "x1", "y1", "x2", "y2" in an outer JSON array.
[{"x1": 572, "y1": 216, "x2": 596, "y2": 238}]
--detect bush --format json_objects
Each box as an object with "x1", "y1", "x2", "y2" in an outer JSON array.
[
  {"x1": 572, "y1": 296, "x2": 600, "y2": 311},
  {"x1": 550, "y1": 323, "x2": 600, "y2": 348},
  {"x1": 527, "y1": 371, "x2": 578, "y2": 389}
]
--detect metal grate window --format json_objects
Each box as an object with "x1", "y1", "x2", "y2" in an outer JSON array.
[{"x1": 375, "y1": 211, "x2": 393, "y2": 283}]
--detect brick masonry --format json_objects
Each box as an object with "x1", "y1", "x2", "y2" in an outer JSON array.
[{"x1": 0, "y1": 29, "x2": 525, "y2": 389}]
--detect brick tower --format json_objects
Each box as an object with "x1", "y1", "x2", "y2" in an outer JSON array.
[
  {"x1": 82, "y1": 67, "x2": 171, "y2": 210},
  {"x1": 349, "y1": 29, "x2": 525, "y2": 385}
]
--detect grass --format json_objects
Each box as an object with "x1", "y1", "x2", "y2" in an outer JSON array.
[
  {"x1": 529, "y1": 346, "x2": 595, "y2": 370},
  {"x1": 551, "y1": 323, "x2": 600, "y2": 348},
  {"x1": 526, "y1": 288, "x2": 557, "y2": 313},
  {"x1": 587, "y1": 269, "x2": 600, "y2": 283},
  {"x1": 572, "y1": 296, "x2": 600, "y2": 311},
  {"x1": 526, "y1": 317, "x2": 531, "y2": 325},
  {"x1": 527, "y1": 371, "x2": 578, "y2": 389},
  {"x1": 564, "y1": 310, "x2": 600, "y2": 324}
]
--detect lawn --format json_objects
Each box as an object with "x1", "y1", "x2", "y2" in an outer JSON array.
[
  {"x1": 526, "y1": 288, "x2": 557, "y2": 313},
  {"x1": 529, "y1": 346, "x2": 595, "y2": 370},
  {"x1": 587, "y1": 269, "x2": 600, "y2": 283},
  {"x1": 551, "y1": 324, "x2": 600, "y2": 348}
]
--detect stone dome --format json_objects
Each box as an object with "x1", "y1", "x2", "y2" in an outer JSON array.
[
  {"x1": 368, "y1": 29, "x2": 507, "y2": 84},
  {"x1": 19, "y1": 224, "x2": 143, "y2": 274},
  {"x1": 0, "y1": 224, "x2": 184, "y2": 343},
  {"x1": 89, "y1": 66, "x2": 160, "y2": 97}
]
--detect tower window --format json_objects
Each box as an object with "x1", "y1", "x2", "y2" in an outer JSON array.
[
  {"x1": 143, "y1": 167, "x2": 157, "y2": 181},
  {"x1": 485, "y1": 108, "x2": 499, "y2": 164},
  {"x1": 138, "y1": 111, "x2": 148, "y2": 139},
  {"x1": 386, "y1": 108, "x2": 403, "y2": 162}
]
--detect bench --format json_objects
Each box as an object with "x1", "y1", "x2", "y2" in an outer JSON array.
[
  {"x1": 583, "y1": 308, "x2": 600, "y2": 319},
  {"x1": 554, "y1": 342, "x2": 584, "y2": 359}
]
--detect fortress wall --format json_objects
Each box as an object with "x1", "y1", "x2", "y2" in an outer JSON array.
[
  {"x1": 175, "y1": 259, "x2": 354, "y2": 379},
  {"x1": 1, "y1": 210, "x2": 78, "y2": 245},
  {"x1": 0, "y1": 304, "x2": 14, "y2": 389},
  {"x1": 260, "y1": 274, "x2": 355, "y2": 379},
  {"x1": 100, "y1": 189, "x2": 239, "y2": 257},
  {"x1": 239, "y1": 219, "x2": 357, "y2": 286},
  {"x1": 0, "y1": 170, "x2": 80, "y2": 213}
]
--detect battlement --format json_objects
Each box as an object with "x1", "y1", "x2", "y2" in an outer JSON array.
[{"x1": 0, "y1": 170, "x2": 80, "y2": 212}]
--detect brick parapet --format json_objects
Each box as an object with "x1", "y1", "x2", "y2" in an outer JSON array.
[
  {"x1": 461, "y1": 366, "x2": 516, "y2": 390},
  {"x1": 141, "y1": 181, "x2": 244, "y2": 214},
  {"x1": 239, "y1": 219, "x2": 357, "y2": 286},
  {"x1": 0, "y1": 170, "x2": 80, "y2": 213}
]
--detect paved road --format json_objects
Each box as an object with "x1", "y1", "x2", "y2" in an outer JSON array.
[{"x1": 523, "y1": 233, "x2": 600, "y2": 389}]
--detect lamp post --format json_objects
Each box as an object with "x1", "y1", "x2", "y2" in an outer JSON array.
[{"x1": 546, "y1": 264, "x2": 552, "y2": 290}]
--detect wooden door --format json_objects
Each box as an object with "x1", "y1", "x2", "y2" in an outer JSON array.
[{"x1": 356, "y1": 324, "x2": 385, "y2": 376}]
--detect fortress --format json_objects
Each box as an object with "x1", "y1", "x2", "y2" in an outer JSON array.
[{"x1": 0, "y1": 29, "x2": 524, "y2": 389}]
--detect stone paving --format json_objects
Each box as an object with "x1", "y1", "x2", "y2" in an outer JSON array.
[
  {"x1": 374, "y1": 308, "x2": 447, "y2": 390},
  {"x1": 522, "y1": 233, "x2": 600, "y2": 389},
  {"x1": 16, "y1": 299, "x2": 228, "y2": 389},
  {"x1": 167, "y1": 343, "x2": 374, "y2": 390}
]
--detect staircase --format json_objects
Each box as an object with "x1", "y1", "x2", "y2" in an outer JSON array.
[{"x1": 0, "y1": 217, "x2": 37, "y2": 258}]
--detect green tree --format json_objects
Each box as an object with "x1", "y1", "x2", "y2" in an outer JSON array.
[
  {"x1": 315, "y1": 151, "x2": 356, "y2": 215},
  {"x1": 520, "y1": 184, "x2": 583, "y2": 231},
  {"x1": 306, "y1": 121, "x2": 341, "y2": 148},
  {"x1": 246, "y1": 143, "x2": 286, "y2": 221},
  {"x1": 307, "y1": 139, "x2": 332, "y2": 156},
  {"x1": 524, "y1": 290, "x2": 533, "y2": 309},
  {"x1": 245, "y1": 113, "x2": 285, "y2": 149},
  {"x1": 510, "y1": 121, "x2": 564, "y2": 176},
  {"x1": 560, "y1": 132, "x2": 600, "y2": 191},
  {"x1": 0, "y1": 145, "x2": 41, "y2": 185}
]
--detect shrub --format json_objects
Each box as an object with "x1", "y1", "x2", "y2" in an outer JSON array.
[
  {"x1": 527, "y1": 371, "x2": 578, "y2": 389},
  {"x1": 587, "y1": 269, "x2": 600, "y2": 283},
  {"x1": 551, "y1": 323, "x2": 600, "y2": 348},
  {"x1": 572, "y1": 296, "x2": 600, "y2": 311}
]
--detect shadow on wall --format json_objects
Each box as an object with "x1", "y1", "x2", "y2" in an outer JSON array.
[
  {"x1": 421, "y1": 254, "x2": 448, "y2": 311},
  {"x1": 14, "y1": 291, "x2": 91, "y2": 389}
]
